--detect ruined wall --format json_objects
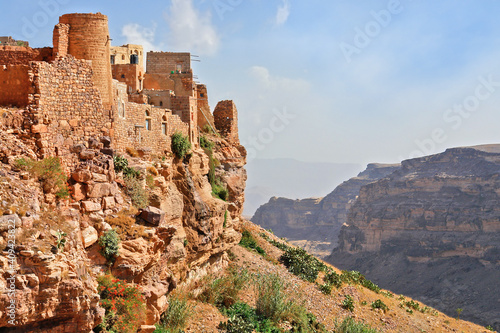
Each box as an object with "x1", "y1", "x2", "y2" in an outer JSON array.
[
  {"x1": 214, "y1": 100, "x2": 239, "y2": 145},
  {"x1": 171, "y1": 73, "x2": 195, "y2": 97},
  {"x1": 0, "y1": 65, "x2": 30, "y2": 107},
  {"x1": 0, "y1": 46, "x2": 53, "y2": 65},
  {"x1": 53, "y1": 23, "x2": 69, "y2": 58},
  {"x1": 28, "y1": 56, "x2": 111, "y2": 166},
  {"x1": 59, "y1": 13, "x2": 114, "y2": 109},
  {"x1": 146, "y1": 52, "x2": 191, "y2": 74},
  {"x1": 196, "y1": 84, "x2": 214, "y2": 130},
  {"x1": 171, "y1": 95, "x2": 197, "y2": 144},
  {"x1": 112, "y1": 64, "x2": 142, "y2": 92},
  {"x1": 112, "y1": 82, "x2": 188, "y2": 155}
]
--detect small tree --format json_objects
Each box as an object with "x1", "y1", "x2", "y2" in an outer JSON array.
[
  {"x1": 456, "y1": 308, "x2": 463, "y2": 320},
  {"x1": 99, "y1": 230, "x2": 120, "y2": 263}
]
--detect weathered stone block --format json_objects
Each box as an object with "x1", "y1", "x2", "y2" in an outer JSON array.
[
  {"x1": 0, "y1": 214, "x2": 21, "y2": 232},
  {"x1": 72, "y1": 169, "x2": 92, "y2": 183},
  {"x1": 100, "y1": 136, "x2": 111, "y2": 148},
  {"x1": 140, "y1": 206, "x2": 166, "y2": 226},
  {"x1": 82, "y1": 226, "x2": 98, "y2": 248},
  {"x1": 71, "y1": 144, "x2": 86, "y2": 153},
  {"x1": 82, "y1": 201, "x2": 101, "y2": 212},
  {"x1": 71, "y1": 183, "x2": 87, "y2": 201},
  {"x1": 92, "y1": 173, "x2": 107, "y2": 183},
  {"x1": 86, "y1": 183, "x2": 116, "y2": 198},
  {"x1": 79, "y1": 150, "x2": 95, "y2": 160},
  {"x1": 31, "y1": 124, "x2": 48, "y2": 133},
  {"x1": 102, "y1": 196, "x2": 115, "y2": 210}
]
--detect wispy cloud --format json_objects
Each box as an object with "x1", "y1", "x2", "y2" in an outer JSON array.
[
  {"x1": 121, "y1": 23, "x2": 160, "y2": 52},
  {"x1": 275, "y1": 0, "x2": 291, "y2": 26},
  {"x1": 164, "y1": 0, "x2": 220, "y2": 55}
]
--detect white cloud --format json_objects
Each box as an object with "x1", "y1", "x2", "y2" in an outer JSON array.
[
  {"x1": 275, "y1": 0, "x2": 291, "y2": 26},
  {"x1": 250, "y1": 66, "x2": 309, "y2": 92},
  {"x1": 164, "y1": 0, "x2": 220, "y2": 55},
  {"x1": 121, "y1": 23, "x2": 160, "y2": 52}
]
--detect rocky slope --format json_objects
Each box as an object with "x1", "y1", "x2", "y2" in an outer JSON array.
[
  {"x1": 327, "y1": 145, "x2": 500, "y2": 330},
  {"x1": 0, "y1": 108, "x2": 246, "y2": 332},
  {"x1": 251, "y1": 163, "x2": 400, "y2": 257}
]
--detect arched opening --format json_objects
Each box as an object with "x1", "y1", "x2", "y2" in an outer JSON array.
[{"x1": 122, "y1": 55, "x2": 125, "y2": 61}]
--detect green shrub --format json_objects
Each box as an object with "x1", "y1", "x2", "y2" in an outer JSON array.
[
  {"x1": 171, "y1": 132, "x2": 191, "y2": 159},
  {"x1": 255, "y1": 273, "x2": 291, "y2": 322},
  {"x1": 261, "y1": 233, "x2": 290, "y2": 251},
  {"x1": 15, "y1": 157, "x2": 69, "y2": 198},
  {"x1": 212, "y1": 182, "x2": 228, "y2": 201},
  {"x1": 99, "y1": 230, "x2": 120, "y2": 263},
  {"x1": 158, "y1": 293, "x2": 193, "y2": 333},
  {"x1": 371, "y1": 299, "x2": 389, "y2": 312},
  {"x1": 200, "y1": 135, "x2": 214, "y2": 151},
  {"x1": 239, "y1": 230, "x2": 266, "y2": 256},
  {"x1": 56, "y1": 230, "x2": 67, "y2": 251},
  {"x1": 324, "y1": 270, "x2": 343, "y2": 289},
  {"x1": 123, "y1": 166, "x2": 141, "y2": 179},
  {"x1": 97, "y1": 275, "x2": 145, "y2": 333},
  {"x1": 340, "y1": 270, "x2": 380, "y2": 293},
  {"x1": 279, "y1": 247, "x2": 326, "y2": 283},
  {"x1": 342, "y1": 295, "x2": 355, "y2": 312},
  {"x1": 198, "y1": 266, "x2": 249, "y2": 308},
  {"x1": 334, "y1": 317, "x2": 379, "y2": 333},
  {"x1": 124, "y1": 175, "x2": 149, "y2": 209},
  {"x1": 113, "y1": 155, "x2": 129, "y2": 172},
  {"x1": 219, "y1": 302, "x2": 278, "y2": 333},
  {"x1": 486, "y1": 325, "x2": 495, "y2": 331}
]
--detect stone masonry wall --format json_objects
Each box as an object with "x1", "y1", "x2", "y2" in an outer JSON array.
[
  {"x1": 27, "y1": 56, "x2": 111, "y2": 166},
  {"x1": 196, "y1": 84, "x2": 214, "y2": 130},
  {"x1": 53, "y1": 23, "x2": 69, "y2": 58},
  {"x1": 146, "y1": 52, "x2": 191, "y2": 74},
  {"x1": 171, "y1": 95, "x2": 197, "y2": 144},
  {"x1": 0, "y1": 46, "x2": 53, "y2": 65},
  {"x1": 0, "y1": 65, "x2": 30, "y2": 107},
  {"x1": 214, "y1": 100, "x2": 239, "y2": 145},
  {"x1": 112, "y1": 82, "x2": 188, "y2": 155}
]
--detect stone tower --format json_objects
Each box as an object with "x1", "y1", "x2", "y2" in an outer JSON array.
[
  {"x1": 214, "y1": 100, "x2": 239, "y2": 145},
  {"x1": 58, "y1": 13, "x2": 113, "y2": 109}
]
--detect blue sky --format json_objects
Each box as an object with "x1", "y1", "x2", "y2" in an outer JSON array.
[{"x1": 3, "y1": 0, "x2": 500, "y2": 165}]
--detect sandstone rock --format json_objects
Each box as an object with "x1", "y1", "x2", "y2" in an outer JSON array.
[
  {"x1": 92, "y1": 172, "x2": 107, "y2": 182},
  {"x1": 31, "y1": 124, "x2": 47, "y2": 133},
  {"x1": 140, "y1": 206, "x2": 166, "y2": 226},
  {"x1": 71, "y1": 143, "x2": 86, "y2": 153},
  {"x1": 0, "y1": 214, "x2": 21, "y2": 232},
  {"x1": 100, "y1": 136, "x2": 111, "y2": 148},
  {"x1": 139, "y1": 325, "x2": 157, "y2": 333},
  {"x1": 86, "y1": 182, "x2": 117, "y2": 198},
  {"x1": 81, "y1": 226, "x2": 98, "y2": 248},
  {"x1": 102, "y1": 196, "x2": 115, "y2": 210},
  {"x1": 72, "y1": 169, "x2": 92, "y2": 183},
  {"x1": 82, "y1": 201, "x2": 101, "y2": 212},
  {"x1": 71, "y1": 183, "x2": 87, "y2": 201},
  {"x1": 79, "y1": 150, "x2": 95, "y2": 160},
  {"x1": 101, "y1": 148, "x2": 114, "y2": 156},
  {"x1": 89, "y1": 137, "x2": 100, "y2": 149}
]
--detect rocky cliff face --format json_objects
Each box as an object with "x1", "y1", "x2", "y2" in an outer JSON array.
[
  {"x1": 251, "y1": 163, "x2": 399, "y2": 257},
  {"x1": 0, "y1": 110, "x2": 246, "y2": 332},
  {"x1": 328, "y1": 145, "x2": 500, "y2": 330}
]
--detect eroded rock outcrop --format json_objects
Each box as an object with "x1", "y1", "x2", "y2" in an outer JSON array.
[
  {"x1": 0, "y1": 112, "x2": 247, "y2": 332},
  {"x1": 251, "y1": 163, "x2": 399, "y2": 257},
  {"x1": 328, "y1": 145, "x2": 500, "y2": 330}
]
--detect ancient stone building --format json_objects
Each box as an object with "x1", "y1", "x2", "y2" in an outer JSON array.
[{"x1": 0, "y1": 12, "x2": 241, "y2": 166}]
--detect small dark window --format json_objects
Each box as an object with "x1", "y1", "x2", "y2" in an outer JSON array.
[
  {"x1": 121, "y1": 74, "x2": 125, "y2": 79},
  {"x1": 200, "y1": 93, "x2": 204, "y2": 97},
  {"x1": 130, "y1": 54, "x2": 139, "y2": 64},
  {"x1": 110, "y1": 55, "x2": 115, "y2": 65},
  {"x1": 159, "y1": 101, "x2": 163, "y2": 107}
]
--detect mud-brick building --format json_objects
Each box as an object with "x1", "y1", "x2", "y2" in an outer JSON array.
[{"x1": 0, "y1": 12, "x2": 239, "y2": 167}]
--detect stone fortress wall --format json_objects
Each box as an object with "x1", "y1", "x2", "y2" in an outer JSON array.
[{"x1": 0, "y1": 12, "x2": 240, "y2": 167}]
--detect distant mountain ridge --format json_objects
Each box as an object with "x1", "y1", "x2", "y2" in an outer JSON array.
[
  {"x1": 251, "y1": 163, "x2": 400, "y2": 257},
  {"x1": 244, "y1": 158, "x2": 362, "y2": 216},
  {"x1": 328, "y1": 144, "x2": 500, "y2": 330}
]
